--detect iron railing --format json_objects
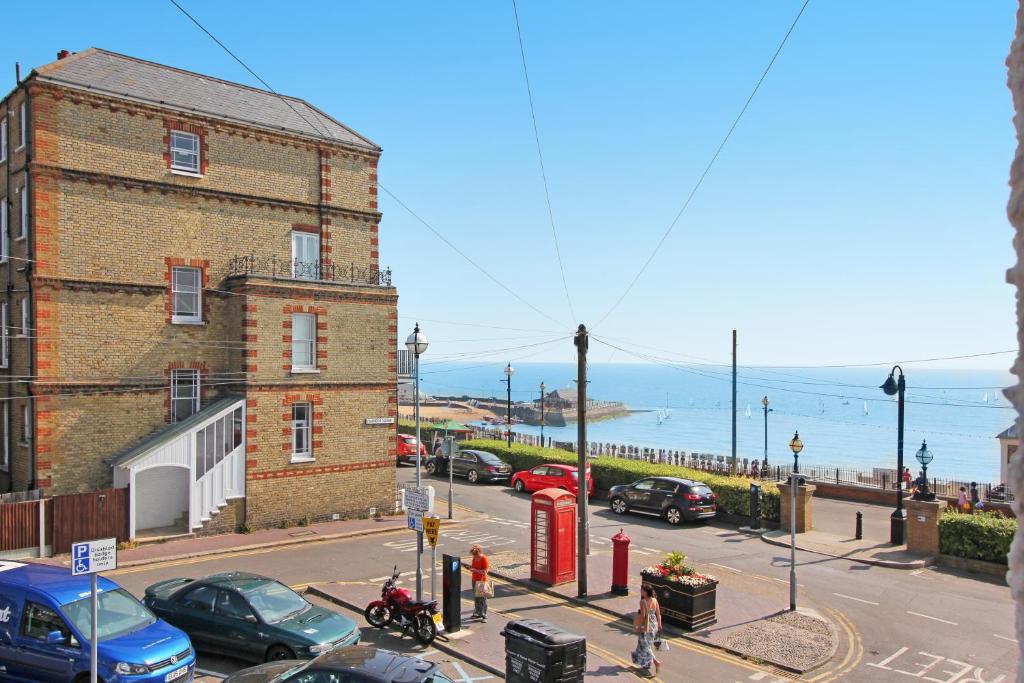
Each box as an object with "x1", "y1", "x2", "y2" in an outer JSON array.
[{"x1": 227, "y1": 255, "x2": 392, "y2": 287}]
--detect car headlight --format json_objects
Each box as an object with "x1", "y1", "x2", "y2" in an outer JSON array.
[
  {"x1": 309, "y1": 642, "x2": 334, "y2": 654},
  {"x1": 115, "y1": 662, "x2": 149, "y2": 675}
]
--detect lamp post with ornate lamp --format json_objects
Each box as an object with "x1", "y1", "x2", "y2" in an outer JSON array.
[
  {"x1": 761, "y1": 396, "x2": 772, "y2": 471},
  {"x1": 405, "y1": 323, "x2": 429, "y2": 601},
  {"x1": 788, "y1": 431, "x2": 804, "y2": 611},
  {"x1": 539, "y1": 381, "x2": 546, "y2": 446},
  {"x1": 913, "y1": 440, "x2": 936, "y2": 501},
  {"x1": 880, "y1": 366, "x2": 908, "y2": 544},
  {"x1": 502, "y1": 364, "x2": 515, "y2": 447}
]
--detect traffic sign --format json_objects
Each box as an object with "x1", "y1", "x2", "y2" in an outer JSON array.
[
  {"x1": 71, "y1": 538, "x2": 117, "y2": 576},
  {"x1": 403, "y1": 486, "x2": 434, "y2": 513},
  {"x1": 423, "y1": 516, "x2": 441, "y2": 546},
  {"x1": 407, "y1": 513, "x2": 424, "y2": 532}
]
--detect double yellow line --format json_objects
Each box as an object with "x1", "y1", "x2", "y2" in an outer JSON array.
[{"x1": 806, "y1": 607, "x2": 863, "y2": 682}]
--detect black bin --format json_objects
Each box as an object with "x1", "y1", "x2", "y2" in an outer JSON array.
[{"x1": 502, "y1": 618, "x2": 586, "y2": 683}]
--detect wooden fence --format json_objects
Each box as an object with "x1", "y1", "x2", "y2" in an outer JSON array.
[{"x1": 0, "y1": 488, "x2": 129, "y2": 557}]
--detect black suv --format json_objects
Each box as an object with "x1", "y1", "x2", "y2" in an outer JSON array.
[{"x1": 608, "y1": 476, "x2": 717, "y2": 525}]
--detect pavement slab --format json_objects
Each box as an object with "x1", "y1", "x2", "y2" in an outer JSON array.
[{"x1": 759, "y1": 529, "x2": 931, "y2": 569}]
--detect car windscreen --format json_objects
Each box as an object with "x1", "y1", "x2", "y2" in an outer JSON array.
[
  {"x1": 62, "y1": 588, "x2": 156, "y2": 641},
  {"x1": 477, "y1": 453, "x2": 503, "y2": 464},
  {"x1": 242, "y1": 580, "x2": 310, "y2": 623},
  {"x1": 690, "y1": 485, "x2": 713, "y2": 495}
]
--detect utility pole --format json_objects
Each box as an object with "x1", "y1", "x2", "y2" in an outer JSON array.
[
  {"x1": 731, "y1": 329, "x2": 737, "y2": 475},
  {"x1": 574, "y1": 324, "x2": 589, "y2": 599}
]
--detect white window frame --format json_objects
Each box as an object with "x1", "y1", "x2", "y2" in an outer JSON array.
[
  {"x1": 171, "y1": 267, "x2": 202, "y2": 324},
  {"x1": 291, "y1": 402, "x2": 313, "y2": 462},
  {"x1": 17, "y1": 184, "x2": 26, "y2": 240},
  {"x1": 291, "y1": 231, "x2": 320, "y2": 281},
  {"x1": 171, "y1": 369, "x2": 200, "y2": 423},
  {"x1": 1, "y1": 117, "x2": 6, "y2": 162},
  {"x1": 169, "y1": 130, "x2": 200, "y2": 175},
  {"x1": 0, "y1": 403, "x2": 8, "y2": 471},
  {"x1": 15, "y1": 103, "x2": 24, "y2": 151},
  {"x1": 0, "y1": 303, "x2": 8, "y2": 369},
  {"x1": 291, "y1": 313, "x2": 317, "y2": 372},
  {"x1": 19, "y1": 298, "x2": 27, "y2": 337},
  {"x1": 21, "y1": 403, "x2": 29, "y2": 447},
  {"x1": 0, "y1": 202, "x2": 7, "y2": 262}
]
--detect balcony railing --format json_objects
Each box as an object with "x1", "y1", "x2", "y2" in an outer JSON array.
[{"x1": 227, "y1": 255, "x2": 392, "y2": 287}]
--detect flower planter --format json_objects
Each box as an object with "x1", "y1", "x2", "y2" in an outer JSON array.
[{"x1": 641, "y1": 573, "x2": 717, "y2": 631}]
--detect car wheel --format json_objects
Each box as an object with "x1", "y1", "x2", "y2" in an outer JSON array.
[
  {"x1": 665, "y1": 506, "x2": 683, "y2": 526},
  {"x1": 266, "y1": 645, "x2": 295, "y2": 662},
  {"x1": 467, "y1": 470, "x2": 479, "y2": 483},
  {"x1": 514, "y1": 479, "x2": 526, "y2": 493},
  {"x1": 426, "y1": 460, "x2": 437, "y2": 475},
  {"x1": 610, "y1": 497, "x2": 628, "y2": 515}
]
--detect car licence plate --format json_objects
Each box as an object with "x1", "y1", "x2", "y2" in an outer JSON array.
[
  {"x1": 432, "y1": 612, "x2": 445, "y2": 632},
  {"x1": 166, "y1": 665, "x2": 190, "y2": 682}
]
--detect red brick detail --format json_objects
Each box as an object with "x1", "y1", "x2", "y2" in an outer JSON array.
[
  {"x1": 247, "y1": 459, "x2": 392, "y2": 481},
  {"x1": 291, "y1": 223, "x2": 320, "y2": 234},
  {"x1": 164, "y1": 119, "x2": 209, "y2": 174}
]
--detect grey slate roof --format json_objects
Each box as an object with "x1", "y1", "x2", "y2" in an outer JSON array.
[
  {"x1": 998, "y1": 423, "x2": 1018, "y2": 440},
  {"x1": 107, "y1": 395, "x2": 245, "y2": 468},
  {"x1": 33, "y1": 48, "x2": 378, "y2": 151}
]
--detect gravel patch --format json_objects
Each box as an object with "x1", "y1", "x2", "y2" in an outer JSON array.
[
  {"x1": 490, "y1": 551, "x2": 531, "y2": 580},
  {"x1": 723, "y1": 612, "x2": 835, "y2": 671}
]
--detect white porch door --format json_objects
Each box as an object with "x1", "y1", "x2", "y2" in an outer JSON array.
[{"x1": 291, "y1": 232, "x2": 320, "y2": 280}]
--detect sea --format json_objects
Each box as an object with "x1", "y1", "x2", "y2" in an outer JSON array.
[{"x1": 417, "y1": 362, "x2": 1016, "y2": 484}]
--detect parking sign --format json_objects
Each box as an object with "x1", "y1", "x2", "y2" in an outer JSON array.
[{"x1": 71, "y1": 538, "x2": 117, "y2": 576}]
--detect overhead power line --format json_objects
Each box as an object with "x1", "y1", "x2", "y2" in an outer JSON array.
[
  {"x1": 594, "y1": 0, "x2": 812, "y2": 329},
  {"x1": 167, "y1": 0, "x2": 567, "y2": 331},
  {"x1": 510, "y1": 0, "x2": 576, "y2": 322}
]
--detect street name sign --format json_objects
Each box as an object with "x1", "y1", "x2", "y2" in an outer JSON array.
[
  {"x1": 423, "y1": 516, "x2": 441, "y2": 546},
  {"x1": 364, "y1": 417, "x2": 396, "y2": 425},
  {"x1": 71, "y1": 538, "x2": 117, "y2": 576}
]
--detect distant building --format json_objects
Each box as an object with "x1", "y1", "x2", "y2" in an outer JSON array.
[{"x1": 997, "y1": 423, "x2": 1018, "y2": 488}]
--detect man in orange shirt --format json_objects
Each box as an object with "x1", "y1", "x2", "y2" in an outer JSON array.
[{"x1": 470, "y1": 544, "x2": 490, "y2": 621}]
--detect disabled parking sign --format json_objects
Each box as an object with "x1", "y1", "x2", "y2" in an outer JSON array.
[{"x1": 71, "y1": 538, "x2": 117, "y2": 576}]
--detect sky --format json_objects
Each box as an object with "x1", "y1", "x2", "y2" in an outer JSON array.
[{"x1": 3, "y1": 1, "x2": 1018, "y2": 371}]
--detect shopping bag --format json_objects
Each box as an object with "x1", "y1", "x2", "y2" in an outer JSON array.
[
  {"x1": 474, "y1": 580, "x2": 494, "y2": 598},
  {"x1": 654, "y1": 637, "x2": 669, "y2": 652}
]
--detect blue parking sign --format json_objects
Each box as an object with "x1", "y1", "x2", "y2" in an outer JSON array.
[{"x1": 71, "y1": 543, "x2": 90, "y2": 576}]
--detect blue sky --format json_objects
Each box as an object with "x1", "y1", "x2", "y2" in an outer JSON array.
[{"x1": 4, "y1": 1, "x2": 1017, "y2": 369}]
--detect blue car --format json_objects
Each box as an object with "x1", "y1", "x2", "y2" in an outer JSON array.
[{"x1": 0, "y1": 561, "x2": 196, "y2": 682}]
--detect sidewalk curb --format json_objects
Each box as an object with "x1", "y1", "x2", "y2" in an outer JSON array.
[
  {"x1": 306, "y1": 584, "x2": 506, "y2": 680},
  {"x1": 486, "y1": 566, "x2": 833, "y2": 675},
  {"x1": 758, "y1": 530, "x2": 933, "y2": 570},
  {"x1": 94, "y1": 518, "x2": 471, "y2": 570}
]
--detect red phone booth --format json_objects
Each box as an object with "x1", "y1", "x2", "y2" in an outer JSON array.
[{"x1": 530, "y1": 488, "x2": 577, "y2": 586}]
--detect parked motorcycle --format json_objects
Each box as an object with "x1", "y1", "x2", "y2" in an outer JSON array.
[{"x1": 363, "y1": 566, "x2": 443, "y2": 645}]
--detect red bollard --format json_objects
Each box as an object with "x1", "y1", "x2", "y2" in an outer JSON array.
[{"x1": 611, "y1": 528, "x2": 631, "y2": 595}]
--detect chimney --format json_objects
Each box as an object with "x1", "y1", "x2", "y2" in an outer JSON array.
[
  {"x1": 14, "y1": 62, "x2": 19, "y2": 84},
  {"x1": 57, "y1": 50, "x2": 70, "y2": 60}
]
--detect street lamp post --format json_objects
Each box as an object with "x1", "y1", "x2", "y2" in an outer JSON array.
[
  {"x1": 761, "y1": 396, "x2": 772, "y2": 471},
  {"x1": 881, "y1": 366, "x2": 908, "y2": 545},
  {"x1": 405, "y1": 323, "x2": 429, "y2": 601},
  {"x1": 539, "y1": 381, "x2": 546, "y2": 447},
  {"x1": 502, "y1": 364, "x2": 515, "y2": 447},
  {"x1": 788, "y1": 430, "x2": 803, "y2": 612},
  {"x1": 913, "y1": 440, "x2": 935, "y2": 501}
]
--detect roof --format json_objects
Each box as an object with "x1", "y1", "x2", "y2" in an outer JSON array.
[
  {"x1": 308, "y1": 645, "x2": 437, "y2": 682},
  {"x1": 998, "y1": 423, "x2": 1018, "y2": 440},
  {"x1": 108, "y1": 395, "x2": 245, "y2": 468},
  {"x1": 30, "y1": 48, "x2": 379, "y2": 151},
  {"x1": 200, "y1": 571, "x2": 275, "y2": 592},
  {"x1": 548, "y1": 388, "x2": 578, "y2": 401},
  {"x1": 0, "y1": 562, "x2": 119, "y2": 605}
]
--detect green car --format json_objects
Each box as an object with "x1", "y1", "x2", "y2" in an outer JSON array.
[{"x1": 143, "y1": 571, "x2": 360, "y2": 663}]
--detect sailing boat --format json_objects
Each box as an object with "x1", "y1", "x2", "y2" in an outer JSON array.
[
  {"x1": 656, "y1": 409, "x2": 664, "y2": 425},
  {"x1": 841, "y1": 393, "x2": 850, "y2": 406},
  {"x1": 818, "y1": 399, "x2": 825, "y2": 414},
  {"x1": 745, "y1": 404, "x2": 752, "y2": 419},
  {"x1": 863, "y1": 401, "x2": 869, "y2": 415},
  {"x1": 983, "y1": 392, "x2": 990, "y2": 403}
]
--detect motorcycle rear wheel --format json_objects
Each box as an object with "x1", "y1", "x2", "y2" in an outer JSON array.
[
  {"x1": 365, "y1": 604, "x2": 393, "y2": 628},
  {"x1": 414, "y1": 613, "x2": 438, "y2": 645}
]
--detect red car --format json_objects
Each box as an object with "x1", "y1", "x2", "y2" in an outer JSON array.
[
  {"x1": 511, "y1": 463, "x2": 595, "y2": 498},
  {"x1": 396, "y1": 434, "x2": 427, "y2": 465}
]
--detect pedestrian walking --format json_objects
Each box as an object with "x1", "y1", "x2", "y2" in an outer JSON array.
[
  {"x1": 970, "y1": 482, "x2": 983, "y2": 512},
  {"x1": 902, "y1": 467, "x2": 912, "y2": 489},
  {"x1": 958, "y1": 486, "x2": 969, "y2": 512},
  {"x1": 751, "y1": 460, "x2": 760, "y2": 480},
  {"x1": 630, "y1": 584, "x2": 663, "y2": 675},
  {"x1": 470, "y1": 544, "x2": 491, "y2": 622}
]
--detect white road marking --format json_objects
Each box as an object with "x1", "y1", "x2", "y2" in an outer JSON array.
[
  {"x1": 709, "y1": 562, "x2": 742, "y2": 573},
  {"x1": 832, "y1": 592, "x2": 879, "y2": 606},
  {"x1": 450, "y1": 661, "x2": 494, "y2": 682},
  {"x1": 640, "y1": 547, "x2": 661, "y2": 553},
  {"x1": 632, "y1": 548, "x2": 651, "y2": 555},
  {"x1": 195, "y1": 668, "x2": 229, "y2": 678},
  {"x1": 370, "y1": 571, "x2": 417, "y2": 581},
  {"x1": 416, "y1": 648, "x2": 441, "y2": 658},
  {"x1": 771, "y1": 577, "x2": 804, "y2": 587},
  {"x1": 995, "y1": 634, "x2": 1018, "y2": 643},
  {"x1": 749, "y1": 673, "x2": 769, "y2": 681},
  {"x1": 906, "y1": 610, "x2": 958, "y2": 626}
]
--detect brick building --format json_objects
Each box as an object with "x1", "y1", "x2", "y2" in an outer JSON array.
[{"x1": 0, "y1": 48, "x2": 398, "y2": 535}]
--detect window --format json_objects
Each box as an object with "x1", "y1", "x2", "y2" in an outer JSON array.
[
  {"x1": 291, "y1": 313, "x2": 316, "y2": 371},
  {"x1": 195, "y1": 409, "x2": 241, "y2": 480},
  {"x1": 171, "y1": 267, "x2": 202, "y2": 323},
  {"x1": 215, "y1": 590, "x2": 255, "y2": 621},
  {"x1": 0, "y1": 303, "x2": 8, "y2": 369},
  {"x1": 0, "y1": 117, "x2": 6, "y2": 161},
  {"x1": 171, "y1": 369, "x2": 199, "y2": 423},
  {"x1": 19, "y1": 298, "x2": 28, "y2": 337},
  {"x1": 180, "y1": 585, "x2": 217, "y2": 613},
  {"x1": 633, "y1": 479, "x2": 655, "y2": 491},
  {"x1": 16, "y1": 103, "x2": 24, "y2": 151},
  {"x1": 21, "y1": 404, "x2": 29, "y2": 447},
  {"x1": 1, "y1": 404, "x2": 8, "y2": 471},
  {"x1": 291, "y1": 403, "x2": 312, "y2": 461},
  {"x1": 20, "y1": 602, "x2": 76, "y2": 646},
  {"x1": 1, "y1": 197, "x2": 8, "y2": 261},
  {"x1": 18, "y1": 184, "x2": 26, "y2": 240},
  {"x1": 169, "y1": 130, "x2": 200, "y2": 174},
  {"x1": 652, "y1": 480, "x2": 678, "y2": 493},
  {"x1": 291, "y1": 232, "x2": 320, "y2": 280}
]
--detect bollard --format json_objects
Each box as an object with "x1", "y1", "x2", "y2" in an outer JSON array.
[
  {"x1": 750, "y1": 483, "x2": 762, "y2": 530},
  {"x1": 611, "y1": 529, "x2": 631, "y2": 595},
  {"x1": 855, "y1": 511, "x2": 863, "y2": 540}
]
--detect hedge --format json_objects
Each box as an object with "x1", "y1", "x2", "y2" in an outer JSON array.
[
  {"x1": 938, "y1": 510, "x2": 1016, "y2": 565},
  {"x1": 459, "y1": 439, "x2": 780, "y2": 521}
]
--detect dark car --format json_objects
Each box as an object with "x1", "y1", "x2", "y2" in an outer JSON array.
[
  {"x1": 427, "y1": 449, "x2": 511, "y2": 484},
  {"x1": 223, "y1": 645, "x2": 453, "y2": 682},
  {"x1": 142, "y1": 571, "x2": 360, "y2": 663},
  {"x1": 608, "y1": 476, "x2": 717, "y2": 525}
]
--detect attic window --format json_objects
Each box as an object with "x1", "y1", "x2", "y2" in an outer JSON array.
[{"x1": 169, "y1": 131, "x2": 200, "y2": 174}]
